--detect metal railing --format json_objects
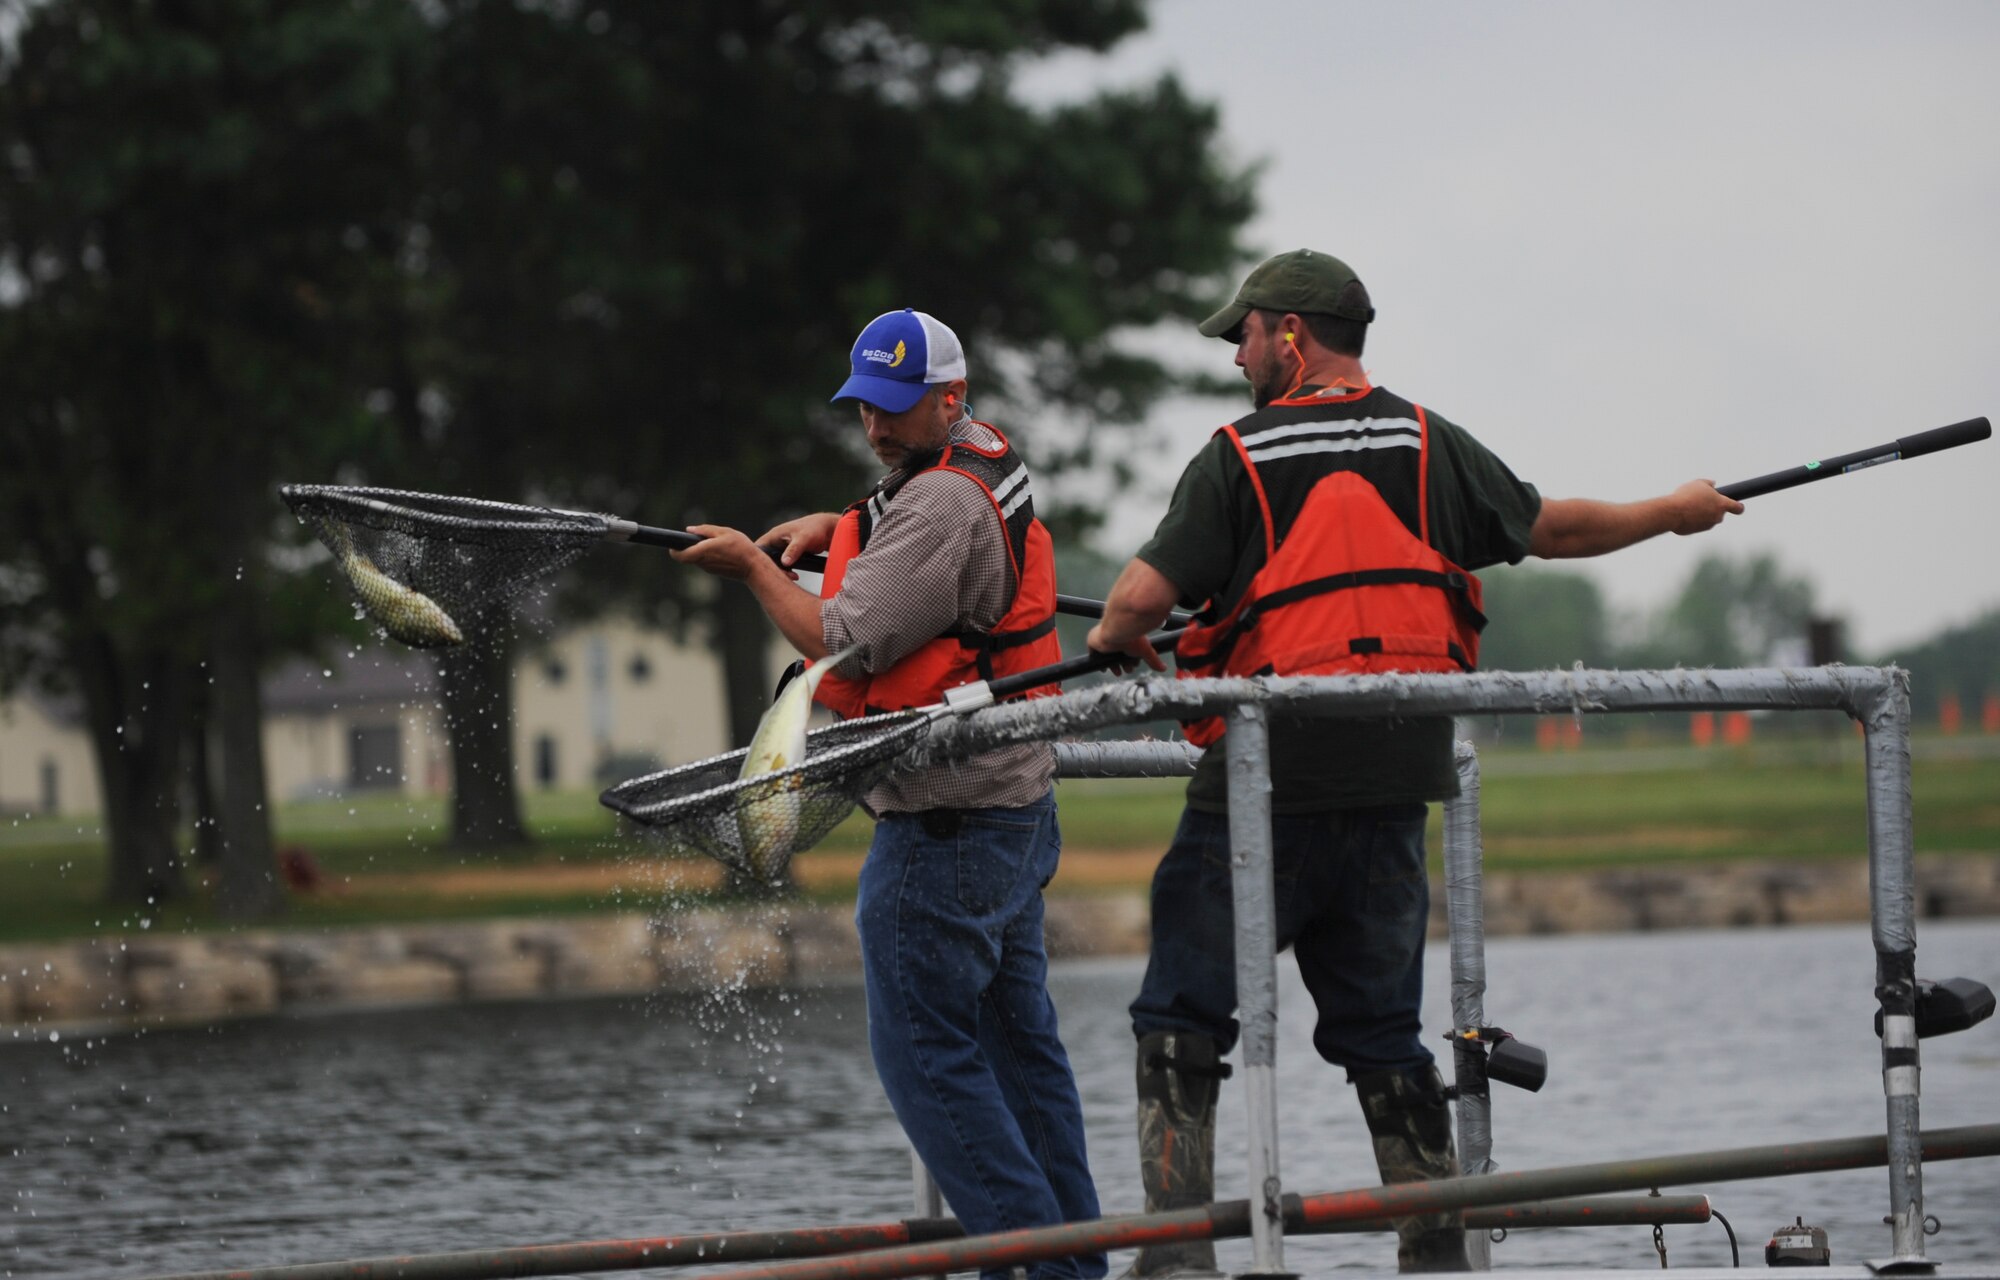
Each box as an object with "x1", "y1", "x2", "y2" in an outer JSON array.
[{"x1": 1015, "y1": 665, "x2": 1933, "y2": 1271}]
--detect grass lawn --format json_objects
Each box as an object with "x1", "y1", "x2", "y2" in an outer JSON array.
[{"x1": 2, "y1": 735, "x2": 1995, "y2": 944}]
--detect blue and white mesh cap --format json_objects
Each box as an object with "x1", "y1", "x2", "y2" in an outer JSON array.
[{"x1": 830, "y1": 309, "x2": 968, "y2": 413}]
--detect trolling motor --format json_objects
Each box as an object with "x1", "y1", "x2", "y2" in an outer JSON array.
[
  {"x1": 1765, "y1": 1216, "x2": 1831, "y2": 1266},
  {"x1": 1872, "y1": 976, "x2": 1996, "y2": 1039},
  {"x1": 1443, "y1": 1025, "x2": 1548, "y2": 1096}
]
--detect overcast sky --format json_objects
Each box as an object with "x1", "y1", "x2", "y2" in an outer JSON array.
[{"x1": 1021, "y1": 0, "x2": 1998, "y2": 658}]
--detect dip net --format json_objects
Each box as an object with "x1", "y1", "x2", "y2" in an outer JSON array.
[
  {"x1": 281, "y1": 485, "x2": 613, "y2": 646},
  {"x1": 599, "y1": 711, "x2": 934, "y2": 878}
]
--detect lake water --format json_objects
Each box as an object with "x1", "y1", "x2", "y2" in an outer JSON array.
[{"x1": 5, "y1": 918, "x2": 1998, "y2": 1278}]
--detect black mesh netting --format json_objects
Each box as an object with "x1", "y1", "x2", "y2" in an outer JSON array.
[
  {"x1": 599, "y1": 711, "x2": 935, "y2": 879},
  {"x1": 281, "y1": 485, "x2": 611, "y2": 648}
]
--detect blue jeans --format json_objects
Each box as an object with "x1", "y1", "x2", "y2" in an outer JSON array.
[
  {"x1": 858, "y1": 791, "x2": 1106, "y2": 1280},
  {"x1": 1130, "y1": 803, "x2": 1435, "y2": 1075}
]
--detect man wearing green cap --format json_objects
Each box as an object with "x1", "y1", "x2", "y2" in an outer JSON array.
[{"x1": 1086, "y1": 249, "x2": 1741, "y2": 1274}]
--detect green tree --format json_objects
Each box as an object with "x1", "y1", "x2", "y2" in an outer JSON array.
[
  {"x1": 0, "y1": 0, "x2": 423, "y2": 910},
  {"x1": 3, "y1": 0, "x2": 1255, "y2": 895},
  {"x1": 1618, "y1": 552, "x2": 1818, "y2": 669},
  {"x1": 382, "y1": 1, "x2": 1255, "y2": 847},
  {"x1": 1476, "y1": 564, "x2": 1613, "y2": 670},
  {"x1": 1876, "y1": 607, "x2": 2000, "y2": 723}
]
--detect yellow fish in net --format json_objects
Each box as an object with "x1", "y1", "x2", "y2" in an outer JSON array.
[
  {"x1": 734, "y1": 644, "x2": 860, "y2": 879},
  {"x1": 332, "y1": 527, "x2": 464, "y2": 649}
]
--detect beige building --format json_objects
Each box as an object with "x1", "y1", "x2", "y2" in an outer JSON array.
[
  {"x1": 511, "y1": 618, "x2": 753, "y2": 792},
  {"x1": 5, "y1": 617, "x2": 779, "y2": 816},
  {"x1": 0, "y1": 690, "x2": 101, "y2": 817}
]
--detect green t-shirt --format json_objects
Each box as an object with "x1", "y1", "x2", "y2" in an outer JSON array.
[{"x1": 1137, "y1": 387, "x2": 1542, "y2": 814}]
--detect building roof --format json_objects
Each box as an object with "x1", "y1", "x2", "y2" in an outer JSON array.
[
  {"x1": 22, "y1": 688, "x2": 86, "y2": 730},
  {"x1": 262, "y1": 649, "x2": 437, "y2": 715}
]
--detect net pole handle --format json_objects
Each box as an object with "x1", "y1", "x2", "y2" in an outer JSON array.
[
  {"x1": 618, "y1": 523, "x2": 1168, "y2": 624},
  {"x1": 988, "y1": 627, "x2": 1187, "y2": 700},
  {"x1": 1717, "y1": 416, "x2": 1990, "y2": 501},
  {"x1": 619, "y1": 521, "x2": 835, "y2": 574}
]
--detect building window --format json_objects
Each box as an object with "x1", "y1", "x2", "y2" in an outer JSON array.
[
  {"x1": 534, "y1": 734, "x2": 558, "y2": 789},
  {"x1": 544, "y1": 659, "x2": 568, "y2": 684},
  {"x1": 628, "y1": 653, "x2": 652, "y2": 683},
  {"x1": 347, "y1": 724, "x2": 403, "y2": 791},
  {"x1": 39, "y1": 758, "x2": 57, "y2": 814}
]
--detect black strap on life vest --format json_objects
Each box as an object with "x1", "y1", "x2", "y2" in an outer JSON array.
[
  {"x1": 1346, "y1": 635, "x2": 1475, "y2": 669},
  {"x1": 1180, "y1": 568, "x2": 1486, "y2": 674},
  {"x1": 946, "y1": 615, "x2": 1058, "y2": 682}
]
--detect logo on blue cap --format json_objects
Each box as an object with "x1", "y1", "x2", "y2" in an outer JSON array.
[{"x1": 831, "y1": 309, "x2": 967, "y2": 413}]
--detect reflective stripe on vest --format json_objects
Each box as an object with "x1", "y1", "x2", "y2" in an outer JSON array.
[
  {"x1": 815, "y1": 424, "x2": 1065, "y2": 719},
  {"x1": 1175, "y1": 399, "x2": 1485, "y2": 746}
]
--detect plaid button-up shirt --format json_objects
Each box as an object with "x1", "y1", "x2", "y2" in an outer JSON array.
[{"x1": 821, "y1": 419, "x2": 1056, "y2": 814}]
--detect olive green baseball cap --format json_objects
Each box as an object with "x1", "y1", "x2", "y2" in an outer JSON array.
[{"x1": 1198, "y1": 248, "x2": 1376, "y2": 342}]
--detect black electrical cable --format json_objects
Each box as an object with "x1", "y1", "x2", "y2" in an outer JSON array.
[{"x1": 1710, "y1": 1209, "x2": 1741, "y2": 1267}]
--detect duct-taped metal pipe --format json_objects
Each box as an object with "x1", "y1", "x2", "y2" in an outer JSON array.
[
  {"x1": 1859, "y1": 674, "x2": 1926, "y2": 1263},
  {"x1": 912, "y1": 667, "x2": 1905, "y2": 767},
  {"x1": 1444, "y1": 739, "x2": 1494, "y2": 1269},
  {"x1": 1223, "y1": 703, "x2": 1288, "y2": 1276},
  {"x1": 1050, "y1": 739, "x2": 1201, "y2": 778}
]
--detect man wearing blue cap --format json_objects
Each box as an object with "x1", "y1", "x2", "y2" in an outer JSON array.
[{"x1": 674, "y1": 309, "x2": 1103, "y2": 1280}]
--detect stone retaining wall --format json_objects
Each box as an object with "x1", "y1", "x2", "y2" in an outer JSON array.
[{"x1": 4, "y1": 856, "x2": 1995, "y2": 1039}]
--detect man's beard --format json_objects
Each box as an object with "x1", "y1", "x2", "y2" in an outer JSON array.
[
  {"x1": 1248, "y1": 353, "x2": 1290, "y2": 409},
  {"x1": 882, "y1": 440, "x2": 946, "y2": 476}
]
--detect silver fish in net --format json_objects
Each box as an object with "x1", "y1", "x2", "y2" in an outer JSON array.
[
  {"x1": 600, "y1": 710, "x2": 935, "y2": 877},
  {"x1": 733, "y1": 645, "x2": 862, "y2": 879}
]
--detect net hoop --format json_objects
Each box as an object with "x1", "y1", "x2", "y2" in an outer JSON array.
[
  {"x1": 280, "y1": 484, "x2": 611, "y2": 543},
  {"x1": 280, "y1": 483, "x2": 620, "y2": 640},
  {"x1": 598, "y1": 710, "x2": 937, "y2": 875},
  {"x1": 602, "y1": 710, "x2": 932, "y2": 825}
]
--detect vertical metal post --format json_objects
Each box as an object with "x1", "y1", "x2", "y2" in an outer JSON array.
[
  {"x1": 910, "y1": 1150, "x2": 943, "y2": 1219},
  {"x1": 1225, "y1": 704, "x2": 1291, "y2": 1278},
  {"x1": 1862, "y1": 682, "x2": 1929, "y2": 1268},
  {"x1": 912, "y1": 1151, "x2": 945, "y2": 1280},
  {"x1": 1444, "y1": 741, "x2": 1492, "y2": 1271}
]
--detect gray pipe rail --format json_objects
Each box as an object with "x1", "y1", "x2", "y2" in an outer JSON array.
[{"x1": 921, "y1": 664, "x2": 1927, "y2": 1264}]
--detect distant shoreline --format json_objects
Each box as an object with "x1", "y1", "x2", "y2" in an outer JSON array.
[{"x1": 4, "y1": 853, "x2": 1995, "y2": 1040}]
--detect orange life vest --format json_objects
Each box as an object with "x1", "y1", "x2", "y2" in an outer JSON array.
[
  {"x1": 814, "y1": 424, "x2": 1064, "y2": 719},
  {"x1": 1175, "y1": 396, "x2": 1486, "y2": 746}
]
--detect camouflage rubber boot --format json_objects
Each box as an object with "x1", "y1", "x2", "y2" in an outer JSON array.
[
  {"x1": 1353, "y1": 1064, "x2": 1470, "y2": 1273},
  {"x1": 1122, "y1": 1030, "x2": 1226, "y2": 1279}
]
